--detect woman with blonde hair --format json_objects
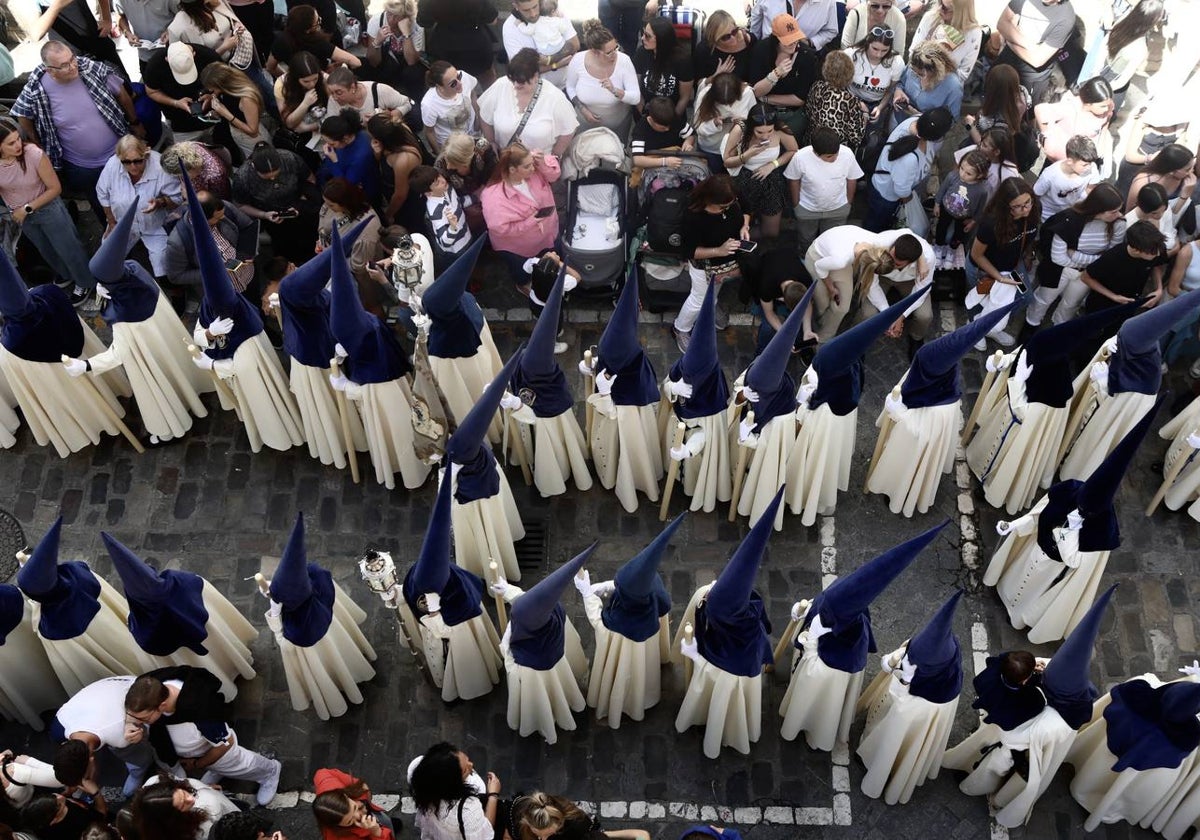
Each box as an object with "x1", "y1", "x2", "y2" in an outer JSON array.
[
  {"x1": 566, "y1": 20, "x2": 641, "y2": 137},
  {"x1": 435, "y1": 132, "x2": 496, "y2": 232},
  {"x1": 696, "y1": 10, "x2": 756, "y2": 83},
  {"x1": 881, "y1": 40, "x2": 961, "y2": 130},
  {"x1": 910, "y1": 0, "x2": 984, "y2": 84},
  {"x1": 200, "y1": 62, "x2": 269, "y2": 160},
  {"x1": 507, "y1": 792, "x2": 649, "y2": 840}
]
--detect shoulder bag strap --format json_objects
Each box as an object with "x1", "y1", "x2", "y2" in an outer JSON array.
[
  {"x1": 457, "y1": 797, "x2": 468, "y2": 839},
  {"x1": 510, "y1": 78, "x2": 543, "y2": 145}
]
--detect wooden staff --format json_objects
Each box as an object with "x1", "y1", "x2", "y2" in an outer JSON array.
[
  {"x1": 253, "y1": 572, "x2": 271, "y2": 597},
  {"x1": 583, "y1": 349, "x2": 595, "y2": 443},
  {"x1": 62, "y1": 355, "x2": 145, "y2": 454},
  {"x1": 961, "y1": 350, "x2": 1004, "y2": 446},
  {"x1": 1146, "y1": 430, "x2": 1200, "y2": 516},
  {"x1": 185, "y1": 343, "x2": 239, "y2": 413},
  {"x1": 682, "y1": 622, "x2": 695, "y2": 683},
  {"x1": 488, "y1": 560, "x2": 508, "y2": 633},
  {"x1": 771, "y1": 599, "x2": 810, "y2": 667},
  {"x1": 506, "y1": 409, "x2": 533, "y2": 486},
  {"x1": 329, "y1": 357, "x2": 361, "y2": 484},
  {"x1": 659, "y1": 421, "x2": 687, "y2": 521},
  {"x1": 864, "y1": 385, "x2": 902, "y2": 492},
  {"x1": 1057, "y1": 344, "x2": 1113, "y2": 465},
  {"x1": 728, "y1": 410, "x2": 755, "y2": 522},
  {"x1": 656, "y1": 388, "x2": 672, "y2": 442}
]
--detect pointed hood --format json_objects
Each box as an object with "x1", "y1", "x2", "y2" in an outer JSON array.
[
  {"x1": 508, "y1": 543, "x2": 596, "y2": 670},
  {"x1": 1042, "y1": 584, "x2": 1116, "y2": 729},
  {"x1": 268, "y1": 513, "x2": 335, "y2": 647},
  {"x1": 902, "y1": 297, "x2": 1026, "y2": 409},
  {"x1": 423, "y1": 233, "x2": 487, "y2": 358},
  {"x1": 595, "y1": 265, "x2": 660, "y2": 405},
  {"x1": 89, "y1": 202, "x2": 138, "y2": 284},
  {"x1": 446, "y1": 347, "x2": 524, "y2": 502},
  {"x1": 601, "y1": 513, "x2": 680, "y2": 642},
  {"x1": 1103, "y1": 678, "x2": 1200, "y2": 772},
  {"x1": 1111, "y1": 290, "x2": 1200, "y2": 395},
  {"x1": 15, "y1": 517, "x2": 101, "y2": 641},
  {"x1": 101, "y1": 532, "x2": 209, "y2": 656},
  {"x1": 971, "y1": 651, "x2": 1049, "y2": 730},
  {"x1": 696, "y1": 488, "x2": 782, "y2": 676},
  {"x1": 1023, "y1": 298, "x2": 1147, "y2": 407},
  {"x1": 522, "y1": 267, "x2": 566, "y2": 378},
  {"x1": 905, "y1": 590, "x2": 964, "y2": 704},
  {"x1": 806, "y1": 520, "x2": 948, "y2": 673},
  {"x1": 0, "y1": 584, "x2": 26, "y2": 646},
  {"x1": 668, "y1": 278, "x2": 731, "y2": 420},
  {"x1": 809, "y1": 286, "x2": 931, "y2": 416},
  {"x1": 0, "y1": 246, "x2": 33, "y2": 319},
  {"x1": 277, "y1": 216, "x2": 373, "y2": 368},
  {"x1": 1076, "y1": 394, "x2": 1163, "y2": 525},
  {"x1": 401, "y1": 466, "x2": 485, "y2": 626},
  {"x1": 326, "y1": 225, "x2": 411, "y2": 384},
  {"x1": 183, "y1": 170, "x2": 263, "y2": 358},
  {"x1": 744, "y1": 280, "x2": 816, "y2": 394}
]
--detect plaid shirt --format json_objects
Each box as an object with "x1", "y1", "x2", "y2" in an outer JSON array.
[{"x1": 11, "y1": 56, "x2": 130, "y2": 169}]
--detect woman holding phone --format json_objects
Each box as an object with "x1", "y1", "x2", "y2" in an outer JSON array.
[
  {"x1": 231, "y1": 142, "x2": 320, "y2": 263},
  {"x1": 965, "y1": 177, "x2": 1040, "y2": 348},
  {"x1": 479, "y1": 143, "x2": 562, "y2": 295}
]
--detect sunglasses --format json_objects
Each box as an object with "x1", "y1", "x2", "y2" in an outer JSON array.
[
  {"x1": 717, "y1": 29, "x2": 739, "y2": 42},
  {"x1": 868, "y1": 2, "x2": 892, "y2": 8},
  {"x1": 445, "y1": 70, "x2": 463, "y2": 88},
  {"x1": 120, "y1": 156, "x2": 148, "y2": 166},
  {"x1": 871, "y1": 26, "x2": 896, "y2": 38}
]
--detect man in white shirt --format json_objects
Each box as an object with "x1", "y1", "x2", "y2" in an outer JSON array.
[
  {"x1": 53, "y1": 676, "x2": 158, "y2": 797},
  {"x1": 785, "y1": 127, "x2": 864, "y2": 253}
]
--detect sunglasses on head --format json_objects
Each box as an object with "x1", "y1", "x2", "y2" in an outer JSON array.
[{"x1": 870, "y1": 26, "x2": 896, "y2": 38}]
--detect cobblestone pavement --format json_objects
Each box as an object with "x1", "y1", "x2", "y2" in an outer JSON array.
[{"x1": 1, "y1": 266, "x2": 1198, "y2": 840}]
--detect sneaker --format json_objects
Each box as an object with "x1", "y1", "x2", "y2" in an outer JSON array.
[
  {"x1": 933, "y1": 245, "x2": 947, "y2": 269},
  {"x1": 713, "y1": 303, "x2": 729, "y2": 330},
  {"x1": 553, "y1": 341, "x2": 568, "y2": 355},
  {"x1": 673, "y1": 326, "x2": 691, "y2": 353},
  {"x1": 68, "y1": 287, "x2": 92, "y2": 308},
  {"x1": 988, "y1": 328, "x2": 1015, "y2": 347},
  {"x1": 256, "y1": 759, "x2": 282, "y2": 806},
  {"x1": 955, "y1": 249, "x2": 967, "y2": 270}
]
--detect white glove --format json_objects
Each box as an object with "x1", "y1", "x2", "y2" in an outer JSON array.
[
  {"x1": 1064, "y1": 509, "x2": 1084, "y2": 531},
  {"x1": 595, "y1": 370, "x2": 616, "y2": 396},
  {"x1": 680, "y1": 637, "x2": 702, "y2": 664},
  {"x1": 499, "y1": 392, "x2": 523, "y2": 411},
  {"x1": 94, "y1": 283, "x2": 111, "y2": 300},
  {"x1": 591, "y1": 580, "x2": 616, "y2": 598},
  {"x1": 423, "y1": 591, "x2": 441, "y2": 613},
  {"x1": 573, "y1": 569, "x2": 592, "y2": 597},
  {"x1": 790, "y1": 601, "x2": 807, "y2": 622},
  {"x1": 669, "y1": 444, "x2": 691, "y2": 461},
  {"x1": 1102, "y1": 336, "x2": 1119, "y2": 356},
  {"x1": 62, "y1": 357, "x2": 88, "y2": 378},
  {"x1": 563, "y1": 275, "x2": 579, "y2": 293},
  {"x1": 490, "y1": 581, "x2": 521, "y2": 599},
  {"x1": 578, "y1": 359, "x2": 595, "y2": 377},
  {"x1": 329, "y1": 373, "x2": 349, "y2": 392},
  {"x1": 1187, "y1": 432, "x2": 1200, "y2": 450},
  {"x1": 333, "y1": 342, "x2": 349, "y2": 360},
  {"x1": 207, "y1": 316, "x2": 235, "y2": 336},
  {"x1": 665, "y1": 378, "x2": 693, "y2": 399},
  {"x1": 996, "y1": 520, "x2": 1013, "y2": 536},
  {"x1": 808, "y1": 611, "x2": 832, "y2": 641},
  {"x1": 1090, "y1": 360, "x2": 1110, "y2": 386},
  {"x1": 741, "y1": 385, "x2": 761, "y2": 403},
  {"x1": 898, "y1": 656, "x2": 917, "y2": 684},
  {"x1": 267, "y1": 292, "x2": 279, "y2": 310},
  {"x1": 884, "y1": 389, "x2": 907, "y2": 420},
  {"x1": 1179, "y1": 660, "x2": 1200, "y2": 677},
  {"x1": 986, "y1": 351, "x2": 1015, "y2": 374},
  {"x1": 193, "y1": 353, "x2": 215, "y2": 371},
  {"x1": 738, "y1": 417, "x2": 758, "y2": 446},
  {"x1": 411, "y1": 312, "x2": 431, "y2": 333}
]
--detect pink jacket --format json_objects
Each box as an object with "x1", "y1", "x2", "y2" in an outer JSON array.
[{"x1": 480, "y1": 154, "x2": 561, "y2": 256}]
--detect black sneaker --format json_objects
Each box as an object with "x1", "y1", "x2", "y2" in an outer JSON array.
[{"x1": 68, "y1": 287, "x2": 92, "y2": 308}]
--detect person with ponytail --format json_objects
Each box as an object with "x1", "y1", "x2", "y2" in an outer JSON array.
[
  {"x1": 507, "y1": 792, "x2": 649, "y2": 840},
  {"x1": 313, "y1": 768, "x2": 397, "y2": 840},
  {"x1": 865, "y1": 106, "x2": 952, "y2": 232},
  {"x1": 421, "y1": 60, "x2": 481, "y2": 155}
]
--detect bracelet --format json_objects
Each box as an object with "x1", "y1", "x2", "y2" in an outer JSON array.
[{"x1": 483, "y1": 792, "x2": 498, "y2": 799}]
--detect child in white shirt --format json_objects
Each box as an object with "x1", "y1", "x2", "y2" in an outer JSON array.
[
  {"x1": 1034, "y1": 135, "x2": 1102, "y2": 221},
  {"x1": 783, "y1": 126, "x2": 864, "y2": 253},
  {"x1": 411, "y1": 165, "x2": 473, "y2": 268}
]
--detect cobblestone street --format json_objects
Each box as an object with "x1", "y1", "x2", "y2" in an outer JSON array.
[{"x1": 1, "y1": 277, "x2": 1197, "y2": 840}]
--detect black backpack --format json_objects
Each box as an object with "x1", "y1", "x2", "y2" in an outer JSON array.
[{"x1": 645, "y1": 185, "x2": 689, "y2": 255}]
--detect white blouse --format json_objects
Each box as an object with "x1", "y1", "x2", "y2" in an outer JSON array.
[{"x1": 478, "y1": 77, "x2": 579, "y2": 152}]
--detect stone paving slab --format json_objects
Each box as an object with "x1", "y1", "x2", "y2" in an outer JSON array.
[{"x1": 0, "y1": 290, "x2": 1197, "y2": 840}]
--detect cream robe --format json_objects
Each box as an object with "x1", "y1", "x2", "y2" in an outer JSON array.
[
  {"x1": 784, "y1": 367, "x2": 858, "y2": 526},
  {"x1": 855, "y1": 647, "x2": 959, "y2": 804},
  {"x1": 157, "y1": 581, "x2": 258, "y2": 700},
  {"x1": 198, "y1": 330, "x2": 305, "y2": 453},
  {"x1": 449, "y1": 463, "x2": 525, "y2": 582},
  {"x1": 983, "y1": 496, "x2": 1108, "y2": 643},
  {"x1": 0, "y1": 601, "x2": 67, "y2": 729},
  {"x1": 398, "y1": 600, "x2": 502, "y2": 703},
  {"x1": 778, "y1": 612, "x2": 864, "y2": 751},
  {"x1": 288, "y1": 361, "x2": 367, "y2": 468},
  {"x1": 864, "y1": 382, "x2": 961, "y2": 517},
  {"x1": 429, "y1": 323, "x2": 505, "y2": 443},
  {"x1": 509, "y1": 403, "x2": 593, "y2": 497},
  {"x1": 662, "y1": 380, "x2": 733, "y2": 513},
  {"x1": 589, "y1": 392, "x2": 663, "y2": 513},
  {"x1": 581, "y1": 585, "x2": 671, "y2": 728},
  {"x1": 1159, "y1": 396, "x2": 1200, "y2": 520},
  {"x1": 344, "y1": 377, "x2": 432, "y2": 489}
]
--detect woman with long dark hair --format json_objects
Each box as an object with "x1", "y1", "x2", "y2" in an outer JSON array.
[
  {"x1": 1094, "y1": 0, "x2": 1164, "y2": 111},
  {"x1": 312, "y1": 768, "x2": 397, "y2": 840},
  {"x1": 966, "y1": 177, "x2": 1040, "y2": 349},
  {"x1": 721, "y1": 104, "x2": 797, "y2": 238},
  {"x1": 693, "y1": 72, "x2": 757, "y2": 172},
  {"x1": 232, "y1": 141, "x2": 320, "y2": 262},
  {"x1": 132, "y1": 777, "x2": 239, "y2": 840},
  {"x1": 1034, "y1": 76, "x2": 1116, "y2": 175},
  {"x1": 409, "y1": 743, "x2": 500, "y2": 840},
  {"x1": 276, "y1": 51, "x2": 329, "y2": 138},
  {"x1": 367, "y1": 114, "x2": 423, "y2": 229},
  {"x1": 1125, "y1": 144, "x2": 1197, "y2": 211},
  {"x1": 963, "y1": 64, "x2": 1028, "y2": 147},
  {"x1": 865, "y1": 107, "x2": 953, "y2": 232},
  {"x1": 316, "y1": 177, "x2": 388, "y2": 313},
  {"x1": 633, "y1": 17, "x2": 694, "y2": 116},
  {"x1": 267, "y1": 4, "x2": 360, "y2": 74},
  {"x1": 1025, "y1": 181, "x2": 1128, "y2": 328}
]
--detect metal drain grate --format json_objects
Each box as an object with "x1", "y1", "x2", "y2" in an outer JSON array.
[
  {"x1": 514, "y1": 517, "x2": 548, "y2": 572},
  {"x1": 0, "y1": 509, "x2": 25, "y2": 583}
]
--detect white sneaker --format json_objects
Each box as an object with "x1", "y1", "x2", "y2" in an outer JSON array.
[
  {"x1": 256, "y1": 759, "x2": 282, "y2": 806},
  {"x1": 989, "y1": 329, "x2": 1015, "y2": 347},
  {"x1": 553, "y1": 341, "x2": 568, "y2": 354}
]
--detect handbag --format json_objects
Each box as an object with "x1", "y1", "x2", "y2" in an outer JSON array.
[{"x1": 215, "y1": 9, "x2": 256, "y2": 70}]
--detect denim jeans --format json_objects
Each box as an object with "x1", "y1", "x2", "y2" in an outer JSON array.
[
  {"x1": 20, "y1": 197, "x2": 95, "y2": 290},
  {"x1": 863, "y1": 185, "x2": 901, "y2": 233},
  {"x1": 57, "y1": 160, "x2": 107, "y2": 226}
]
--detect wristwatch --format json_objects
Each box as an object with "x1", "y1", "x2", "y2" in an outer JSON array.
[{"x1": 23, "y1": 204, "x2": 33, "y2": 215}]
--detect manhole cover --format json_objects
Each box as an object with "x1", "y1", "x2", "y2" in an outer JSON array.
[
  {"x1": 514, "y1": 517, "x2": 548, "y2": 572},
  {"x1": 0, "y1": 509, "x2": 24, "y2": 583}
]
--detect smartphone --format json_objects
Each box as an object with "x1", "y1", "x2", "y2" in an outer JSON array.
[
  {"x1": 224, "y1": 258, "x2": 244, "y2": 272},
  {"x1": 736, "y1": 240, "x2": 758, "y2": 253},
  {"x1": 999, "y1": 271, "x2": 1026, "y2": 292},
  {"x1": 277, "y1": 208, "x2": 300, "y2": 219},
  {"x1": 534, "y1": 206, "x2": 555, "y2": 219},
  {"x1": 188, "y1": 101, "x2": 204, "y2": 115}
]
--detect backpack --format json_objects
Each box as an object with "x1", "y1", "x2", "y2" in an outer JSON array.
[{"x1": 645, "y1": 183, "x2": 689, "y2": 255}]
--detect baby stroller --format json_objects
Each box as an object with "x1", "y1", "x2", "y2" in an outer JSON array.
[
  {"x1": 634, "y1": 152, "x2": 710, "y2": 314},
  {"x1": 560, "y1": 128, "x2": 631, "y2": 298}
]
